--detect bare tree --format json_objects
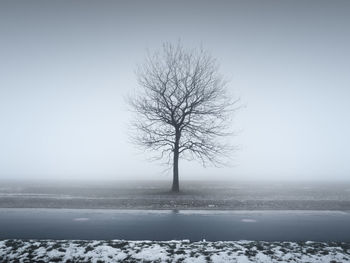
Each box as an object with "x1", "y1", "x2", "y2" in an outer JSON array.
[{"x1": 129, "y1": 42, "x2": 238, "y2": 192}]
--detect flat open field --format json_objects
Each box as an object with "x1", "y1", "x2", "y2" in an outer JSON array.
[{"x1": 1, "y1": 180, "x2": 350, "y2": 210}]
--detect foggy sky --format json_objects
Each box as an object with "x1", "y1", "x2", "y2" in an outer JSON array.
[{"x1": 0, "y1": 0, "x2": 349, "y2": 181}]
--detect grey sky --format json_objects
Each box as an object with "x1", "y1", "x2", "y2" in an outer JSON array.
[{"x1": 0, "y1": 0, "x2": 349, "y2": 181}]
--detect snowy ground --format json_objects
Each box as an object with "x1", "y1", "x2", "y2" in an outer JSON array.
[{"x1": 0, "y1": 239, "x2": 349, "y2": 263}]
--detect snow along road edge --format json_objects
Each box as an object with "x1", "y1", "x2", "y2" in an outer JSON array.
[{"x1": 0, "y1": 239, "x2": 350, "y2": 262}]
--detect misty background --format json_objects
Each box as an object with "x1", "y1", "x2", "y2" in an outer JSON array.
[{"x1": 0, "y1": 0, "x2": 349, "y2": 181}]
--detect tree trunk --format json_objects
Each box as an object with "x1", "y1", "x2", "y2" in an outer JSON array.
[
  {"x1": 172, "y1": 148, "x2": 179, "y2": 192},
  {"x1": 172, "y1": 134, "x2": 180, "y2": 192}
]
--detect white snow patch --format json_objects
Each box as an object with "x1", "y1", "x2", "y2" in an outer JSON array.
[
  {"x1": 241, "y1": 218, "x2": 257, "y2": 223},
  {"x1": 73, "y1": 217, "x2": 90, "y2": 221}
]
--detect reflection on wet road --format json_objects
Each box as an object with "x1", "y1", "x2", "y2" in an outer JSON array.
[{"x1": 0, "y1": 209, "x2": 349, "y2": 241}]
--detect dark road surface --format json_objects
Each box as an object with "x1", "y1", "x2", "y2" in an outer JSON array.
[{"x1": 0, "y1": 209, "x2": 349, "y2": 241}]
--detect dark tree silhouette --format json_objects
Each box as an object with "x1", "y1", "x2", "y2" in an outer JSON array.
[{"x1": 129, "y1": 42, "x2": 238, "y2": 192}]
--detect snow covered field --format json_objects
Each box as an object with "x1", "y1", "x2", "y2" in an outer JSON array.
[{"x1": 0, "y1": 239, "x2": 349, "y2": 263}]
